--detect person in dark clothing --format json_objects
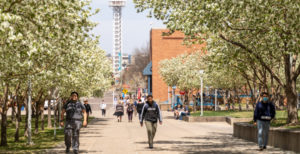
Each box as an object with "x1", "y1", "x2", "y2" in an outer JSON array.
[
  {"x1": 100, "y1": 100, "x2": 107, "y2": 117},
  {"x1": 134, "y1": 99, "x2": 138, "y2": 117},
  {"x1": 127, "y1": 101, "x2": 134, "y2": 122},
  {"x1": 140, "y1": 95, "x2": 162, "y2": 149},
  {"x1": 136, "y1": 99, "x2": 144, "y2": 120},
  {"x1": 60, "y1": 92, "x2": 87, "y2": 154},
  {"x1": 83, "y1": 100, "x2": 92, "y2": 123},
  {"x1": 254, "y1": 92, "x2": 276, "y2": 151},
  {"x1": 114, "y1": 101, "x2": 124, "y2": 122}
]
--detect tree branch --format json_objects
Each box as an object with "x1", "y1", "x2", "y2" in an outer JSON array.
[
  {"x1": 219, "y1": 34, "x2": 284, "y2": 88},
  {"x1": 2, "y1": 0, "x2": 23, "y2": 13},
  {"x1": 224, "y1": 22, "x2": 267, "y2": 32}
]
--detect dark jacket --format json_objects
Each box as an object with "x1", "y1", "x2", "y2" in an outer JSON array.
[
  {"x1": 84, "y1": 104, "x2": 92, "y2": 114},
  {"x1": 136, "y1": 103, "x2": 144, "y2": 114},
  {"x1": 140, "y1": 101, "x2": 162, "y2": 123},
  {"x1": 254, "y1": 101, "x2": 276, "y2": 122},
  {"x1": 64, "y1": 101, "x2": 86, "y2": 121}
]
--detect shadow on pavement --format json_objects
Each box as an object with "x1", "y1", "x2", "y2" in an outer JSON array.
[
  {"x1": 163, "y1": 116, "x2": 176, "y2": 120},
  {"x1": 45, "y1": 117, "x2": 108, "y2": 154},
  {"x1": 135, "y1": 132, "x2": 288, "y2": 154},
  {"x1": 45, "y1": 149, "x2": 102, "y2": 154}
]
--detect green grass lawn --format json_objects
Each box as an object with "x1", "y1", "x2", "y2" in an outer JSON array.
[
  {"x1": 0, "y1": 115, "x2": 94, "y2": 153},
  {"x1": 191, "y1": 110, "x2": 300, "y2": 128}
]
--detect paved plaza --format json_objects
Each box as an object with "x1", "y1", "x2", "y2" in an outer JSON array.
[{"x1": 46, "y1": 93, "x2": 295, "y2": 154}]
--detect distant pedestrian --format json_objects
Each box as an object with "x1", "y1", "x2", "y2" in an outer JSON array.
[
  {"x1": 84, "y1": 100, "x2": 92, "y2": 123},
  {"x1": 114, "y1": 100, "x2": 124, "y2": 122},
  {"x1": 140, "y1": 95, "x2": 162, "y2": 149},
  {"x1": 126, "y1": 98, "x2": 130, "y2": 106},
  {"x1": 136, "y1": 99, "x2": 144, "y2": 120},
  {"x1": 141, "y1": 96, "x2": 145, "y2": 103},
  {"x1": 127, "y1": 100, "x2": 134, "y2": 122},
  {"x1": 101, "y1": 100, "x2": 107, "y2": 117},
  {"x1": 60, "y1": 92, "x2": 87, "y2": 154},
  {"x1": 254, "y1": 92, "x2": 276, "y2": 151},
  {"x1": 133, "y1": 98, "x2": 138, "y2": 117},
  {"x1": 113, "y1": 97, "x2": 117, "y2": 109}
]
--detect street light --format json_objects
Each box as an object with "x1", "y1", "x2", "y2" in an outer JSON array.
[{"x1": 199, "y1": 70, "x2": 204, "y2": 116}]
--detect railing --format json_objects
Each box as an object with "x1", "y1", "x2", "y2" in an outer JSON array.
[{"x1": 109, "y1": 0, "x2": 126, "y2": 7}]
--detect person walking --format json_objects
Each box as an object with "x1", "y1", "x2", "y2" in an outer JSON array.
[
  {"x1": 134, "y1": 98, "x2": 138, "y2": 117},
  {"x1": 101, "y1": 100, "x2": 107, "y2": 117},
  {"x1": 127, "y1": 100, "x2": 134, "y2": 122},
  {"x1": 140, "y1": 95, "x2": 162, "y2": 149},
  {"x1": 136, "y1": 99, "x2": 144, "y2": 120},
  {"x1": 254, "y1": 92, "x2": 276, "y2": 151},
  {"x1": 114, "y1": 100, "x2": 124, "y2": 122},
  {"x1": 83, "y1": 100, "x2": 92, "y2": 123},
  {"x1": 113, "y1": 97, "x2": 117, "y2": 109},
  {"x1": 60, "y1": 92, "x2": 87, "y2": 154}
]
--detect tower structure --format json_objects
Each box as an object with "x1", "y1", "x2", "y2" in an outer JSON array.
[{"x1": 110, "y1": 0, "x2": 126, "y2": 81}]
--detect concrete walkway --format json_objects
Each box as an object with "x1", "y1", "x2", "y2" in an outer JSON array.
[{"x1": 47, "y1": 109, "x2": 295, "y2": 154}]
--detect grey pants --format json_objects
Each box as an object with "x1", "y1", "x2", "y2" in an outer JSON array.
[
  {"x1": 257, "y1": 120, "x2": 270, "y2": 147},
  {"x1": 65, "y1": 120, "x2": 82, "y2": 150},
  {"x1": 145, "y1": 121, "x2": 157, "y2": 147}
]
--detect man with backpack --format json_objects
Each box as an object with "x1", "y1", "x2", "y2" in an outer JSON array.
[
  {"x1": 60, "y1": 92, "x2": 87, "y2": 154},
  {"x1": 127, "y1": 100, "x2": 134, "y2": 122},
  {"x1": 140, "y1": 95, "x2": 163, "y2": 149}
]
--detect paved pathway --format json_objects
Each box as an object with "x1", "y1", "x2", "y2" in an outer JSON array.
[{"x1": 47, "y1": 108, "x2": 295, "y2": 154}]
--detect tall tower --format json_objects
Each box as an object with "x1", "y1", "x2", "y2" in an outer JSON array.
[{"x1": 110, "y1": 0, "x2": 126, "y2": 82}]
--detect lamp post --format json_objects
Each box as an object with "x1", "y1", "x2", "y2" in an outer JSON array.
[
  {"x1": 215, "y1": 89, "x2": 218, "y2": 111},
  {"x1": 172, "y1": 86, "x2": 176, "y2": 109},
  {"x1": 199, "y1": 70, "x2": 204, "y2": 116}
]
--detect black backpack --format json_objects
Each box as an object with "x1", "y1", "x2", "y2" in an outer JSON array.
[{"x1": 127, "y1": 104, "x2": 134, "y2": 112}]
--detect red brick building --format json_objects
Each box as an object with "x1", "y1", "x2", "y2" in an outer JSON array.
[{"x1": 143, "y1": 29, "x2": 205, "y2": 103}]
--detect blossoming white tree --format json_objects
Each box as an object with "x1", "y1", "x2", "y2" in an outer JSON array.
[
  {"x1": 134, "y1": 0, "x2": 300, "y2": 124},
  {"x1": 0, "y1": 0, "x2": 112, "y2": 146}
]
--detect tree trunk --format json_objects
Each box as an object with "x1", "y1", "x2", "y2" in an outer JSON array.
[
  {"x1": 253, "y1": 73, "x2": 257, "y2": 108},
  {"x1": 24, "y1": 94, "x2": 28, "y2": 137},
  {"x1": 184, "y1": 90, "x2": 189, "y2": 106},
  {"x1": 285, "y1": 79, "x2": 299, "y2": 123},
  {"x1": 193, "y1": 91, "x2": 197, "y2": 112},
  {"x1": 223, "y1": 90, "x2": 229, "y2": 110},
  {"x1": 14, "y1": 83, "x2": 21, "y2": 142},
  {"x1": 236, "y1": 88, "x2": 242, "y2": 111},
  {"x1": 34, "y1": 101, "x2": 39, "y2": 134},
  {"x1": 229, "y1": 91, "x2": 234, "y2": 110},
  {"x1": 1, "y1": 83, "x2": 9, "y2": 146},
  {"x1": 47, "y1": 100, "x2": 52, "y2": 128},
  {"x1": 15, "y1": 96, "x2": 22, "y2": 142},
  {"x1": 35, "y1": 91, "x2": 44, "y2": 134},
  {"x1": 41, "y1": 100, "x2": 45, "y2": 130},
  {"x1": 11, "y1": 103, "x2": 15, "y2": 122},
  {"x1": 246, "y1": 78, "x2": 254, "y2": 110}
]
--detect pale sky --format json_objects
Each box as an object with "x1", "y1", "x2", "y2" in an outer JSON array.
[{"x1": 89, "y1": 0, "x2": 165, "y2": 55}]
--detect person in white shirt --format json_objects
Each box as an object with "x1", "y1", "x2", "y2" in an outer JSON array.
[
  {"x1": 141, "y1": 97, "x2": 145, "y2": 103},
  {"x1": 113, "y1": 97, "x2": 117, "y2": 109},
  {"x1": 100, "y1": 100, "x2": 107, "y2": 117}
]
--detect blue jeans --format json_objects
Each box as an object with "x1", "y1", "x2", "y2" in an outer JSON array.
[
  {"x1": 179, "y1": 112, "x2": 187, "y2": 120},
  {"x1": 257, "y1": 120, "x2": 270, "y2": 147}
]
